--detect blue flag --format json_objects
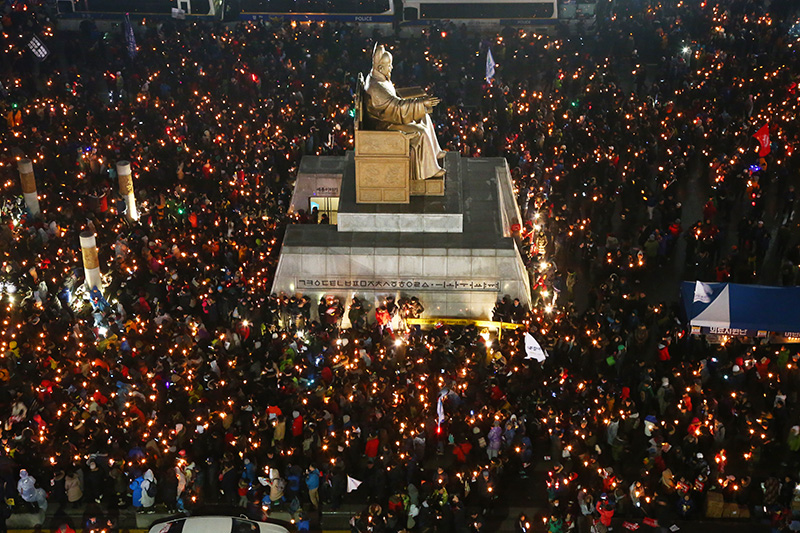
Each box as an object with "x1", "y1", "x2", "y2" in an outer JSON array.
[
  {"x1": 486, "y1": 48, "x2": 496, "y2": 84},
  {"x1": 124, "y1": 13, "x2": 137, "y2": 58}
]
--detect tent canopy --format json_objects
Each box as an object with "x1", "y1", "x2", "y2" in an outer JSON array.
[{"x1": 681, "y1": 281, "x2": 800, "y2": 337}]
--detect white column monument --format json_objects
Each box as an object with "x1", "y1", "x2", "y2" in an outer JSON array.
[
  {"x1": 116, "y1": 161, "x2": 138, "y2": 221},
  {"x1": 80, "y1": 232, "x2": 102, "y2": 293},
  {"x1": 17, "y1": 158, "x2": 40, "y2": 216}
]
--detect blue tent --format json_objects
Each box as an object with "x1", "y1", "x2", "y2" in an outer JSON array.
[{"x1": 681, "y1": 281, "x2": 800, "y2": 338}]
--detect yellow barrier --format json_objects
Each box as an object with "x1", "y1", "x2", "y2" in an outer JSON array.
[{"x1": 406, "y1": 317, "x2": 525, "y2": 329}]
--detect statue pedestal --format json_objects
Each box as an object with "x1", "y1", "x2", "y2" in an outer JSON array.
[
  {"x1": 354, "y1": 130, "x2": 411, "y2": 203},
  {"x1": 273, "y1": 151, "x2": 531, "y2": 319},
  {"x1": 353, "y1": 128, "x2": 445, "y2": 202},
  {"x1": 410, "y1": 177, "x2": 444, "y2": 196}
]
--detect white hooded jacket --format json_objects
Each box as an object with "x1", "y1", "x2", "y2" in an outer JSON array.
[
  {"x1": 140, "y1": 469, "x2": 157, "y2": 508},
  {"x1": 17, "y1": 470, "x2": 37, "y2": 502}
]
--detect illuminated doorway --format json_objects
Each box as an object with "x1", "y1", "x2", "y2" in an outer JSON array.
[{"x1": 309, "y1": 196, "x2": 339, "y2": 225}]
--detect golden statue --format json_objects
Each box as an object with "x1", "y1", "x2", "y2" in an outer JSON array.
[{"x1": 364, "y1": 44, "x2": 446, "y2": 180}]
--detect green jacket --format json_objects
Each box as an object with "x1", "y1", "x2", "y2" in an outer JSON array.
[
  {"x1": 547, "y1": 517, "x2": 564, "y2": 533},
  {"x1": 788, "y1": 431, "x2": 800, "y2": 452}
]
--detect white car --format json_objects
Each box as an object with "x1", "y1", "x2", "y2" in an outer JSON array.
[{"x1": 148, "y1": 516, "x2": 291, "y2": 533}]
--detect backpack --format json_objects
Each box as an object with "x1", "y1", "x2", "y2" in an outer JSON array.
[
  {"x1": 145, "y1": 480, "x2": 157, "y2": 498},
  {"x1": 288, "y1": 496, "x2": 301, "y2": 514}
]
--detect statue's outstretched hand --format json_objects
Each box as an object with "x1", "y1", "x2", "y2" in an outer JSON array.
[{"x1": 423, "y1": 96, "x2": 441, "y2": 108}]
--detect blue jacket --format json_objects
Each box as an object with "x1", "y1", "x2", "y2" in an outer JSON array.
[
  {"x1": 130, "y1": 476, "x2": 145, "y2": 508},
  {"x1": 242, "y1": 462, "x2": 256, "y2": 484},
  {"x1": 305, "y1": 470, "x2": 321, "y2": 491},
  {"x1": 287, "y1": 473, "x2": 301, "y2": 493}
]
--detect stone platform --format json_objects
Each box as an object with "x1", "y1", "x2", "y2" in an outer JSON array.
[{"x1": 272, "y1": 152, "x2": 531, "y2": 319}]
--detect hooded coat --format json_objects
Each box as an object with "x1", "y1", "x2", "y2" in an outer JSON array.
[
  {"x1": 130, "y1": 475, "x2": 143, "y2": 508},
  {"x1": 488, "y1": 425, "x2": 503, "y2": 452},
  {"x1": 17, "y1": 470, "x2": 37, "y2": 502},
  {"x1": 17, "y1": 470, "x2": 47, "y2": 510},
  {"x1": 140, "y1": 469, "x2": 157, "y2": 508},
  {"x1": 65, "y1": 472, "x2": 83, "y2": 503}
]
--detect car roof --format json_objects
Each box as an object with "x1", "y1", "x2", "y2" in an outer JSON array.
[
  {"x1": 150, "y1": 516, "x2": 232, "y2": 533},
  {"x1": 191, "y1": 517, "x2": 234, "y2": 532},
  {"x1": 149, "y1": 516, "x2": 290, "y2": 533}
]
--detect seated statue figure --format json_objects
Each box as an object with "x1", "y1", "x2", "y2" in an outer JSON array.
[{"x1": 364, "y1": 44, "x2": 446, "y2": 180}]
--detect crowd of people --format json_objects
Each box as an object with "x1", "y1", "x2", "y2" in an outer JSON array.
[{"x1": 1, "y1": 0, "x2": 800, "y2": 531}]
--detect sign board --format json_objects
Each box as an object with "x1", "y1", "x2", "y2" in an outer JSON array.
[
  {"x1": 296, "y1": 278, "x2": 500, "y2": 292},
  {"x1": 313, "y1": 186, "x2": 339, "y2": 196},
  {"x1": 239, "y1": 13, "x2": 395, "y2": 23},
  {"x1": 28, "y1": 35, "x2": 49, "y2": 61},
  {"x1": 691, "y1": 325, "x2": 767, "y2": 337}
]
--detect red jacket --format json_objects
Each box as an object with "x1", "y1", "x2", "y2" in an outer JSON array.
[
  {"x1": 596, "y1": 501, "x2": 614, "y2": 526},
  {"x1": 292, "y1": 415, "x2": 303, "y2": 437},
  {"x1": 365, "y1": 437, "x2": 379, "y2": 458},
  {"x1": 657, "y1": 344, "x2": 670, "y2": 361},
  {"x1": 453, "y1": 442, "x2": 472, "y2": 463},
  {"x1": 376, "y1": 308, "x2": 390, "y2": 326}
]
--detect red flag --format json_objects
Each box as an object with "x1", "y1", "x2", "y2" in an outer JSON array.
[
  {"x1": 643, "y1": 517, "x2": 659, "y2": 527},
  {"x1": 753, "y1": 124, "x2": 770, "y2": 156}
]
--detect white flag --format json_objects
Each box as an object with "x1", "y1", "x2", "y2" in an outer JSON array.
[
  {"x1": 486, "y1": 49, "x2": 496, "y2": 84},
  {"x1": 123, "y1": 13, "x2": 137, "y2": 58},
  {"x1": 524, "y1": 332, "x2": 547, "y2": 362},
  {"x1": 693, "y1": 281, "x2": 713, "y2": 304},
  {"x1": 346, "y1": 476, "x2": 362, "y2": 493}
]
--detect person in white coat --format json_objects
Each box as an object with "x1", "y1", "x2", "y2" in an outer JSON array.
[
  {"x1": 17, "y1": 470, "x2": 47, "y2": 511},
  {"x1": 140, "y1": 469, "x2": 157, "y2": 512},
  {"x1": 175, "y1": 466, "x2": 187, "y2": 512}
]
